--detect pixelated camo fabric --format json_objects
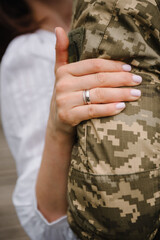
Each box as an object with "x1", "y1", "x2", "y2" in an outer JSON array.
[{"x1": 67, "y1": 0, "x2": 160, "y2": 239}]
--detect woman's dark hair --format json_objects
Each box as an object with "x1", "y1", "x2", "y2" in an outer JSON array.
[{"x1": 0, "y1": 0, "x2": 40, "y2": 61}]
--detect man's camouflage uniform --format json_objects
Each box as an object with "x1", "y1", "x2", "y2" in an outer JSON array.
[{"x1": 67, "y1": 1, "x2": 160, "y2": 239}]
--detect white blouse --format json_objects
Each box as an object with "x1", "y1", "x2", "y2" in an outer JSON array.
[{"x1": 0, "y1": 29, "x2": 78, "y2": 240}]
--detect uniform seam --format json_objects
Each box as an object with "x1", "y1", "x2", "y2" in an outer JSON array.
[
  {"x1": 97, "y1": 0, "x2": 119, "y2": 51},
  {"x1": 70, "y1": 167, "x2": 160, "y2": 177}
]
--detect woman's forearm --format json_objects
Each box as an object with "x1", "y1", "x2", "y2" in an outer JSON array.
[{"x1": 36, "y1": 128, "x2": 74, "y2": 222}]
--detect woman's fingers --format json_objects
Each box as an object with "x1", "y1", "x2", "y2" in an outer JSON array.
[
  {"x1": 55, "y1": 27, "x2": 69, "y2": 70},
  {"x1": 61, "y1": 103, "x2": 126, "y2": 126},
  {"x1": 77, "y1": 72, "x2": 142, "y2": 89},
  {"x1": 89, "y1": 87, "x2": 141, "y2": 104},
  {"x1": 56, "y1": 70, "x2": 142, "y2": 93},
  {"x1": 59, "y1": 58, "x2": 131, "y2": 77},
  {"x1": 57, "y1": 72, "x2": 142, "y2": 92},
  {"x1": 56, "y1": 87, "x2": 141, "y2": 109}
]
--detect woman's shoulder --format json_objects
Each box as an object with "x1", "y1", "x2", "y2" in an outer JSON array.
[{"x1": 1, "y1": 30, "x2": 56, "y2": 70}]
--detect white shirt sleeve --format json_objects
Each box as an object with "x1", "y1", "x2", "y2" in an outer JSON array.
[{"x1": 0, "y1": 31, "x2": 78, "y2": 240}]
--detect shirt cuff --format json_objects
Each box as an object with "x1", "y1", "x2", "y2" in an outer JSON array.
[{"x1": 33, "y1": 186, "x2": 67, "y2": 226}]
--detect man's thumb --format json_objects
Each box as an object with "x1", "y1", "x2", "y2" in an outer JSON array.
[{"x1": 55, "y1": 27, "x2": 69, "y2": 70}]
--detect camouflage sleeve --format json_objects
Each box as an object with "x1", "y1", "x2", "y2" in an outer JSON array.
[{"x1": 67, "y1": 1, "x2": 160, "y2": 240}]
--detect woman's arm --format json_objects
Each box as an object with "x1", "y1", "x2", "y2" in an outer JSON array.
[
  {"x1": 0, "y1": 31, "x2": 61, "y2": 239},
  {"x1": 36, "y1": 127, "x2": 74, "y2": 222},
  {"x1": 36, "y1": 28, "x2": 142, "y2": 222}
]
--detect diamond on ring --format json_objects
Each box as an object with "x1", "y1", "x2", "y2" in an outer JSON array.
[{"x1": 83, "y1": 90, "x2": 91, "y2": 104}]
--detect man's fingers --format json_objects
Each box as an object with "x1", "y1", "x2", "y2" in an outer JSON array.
[{"x1": 55, "y1": 27, "x2": 69, "y2": 70}]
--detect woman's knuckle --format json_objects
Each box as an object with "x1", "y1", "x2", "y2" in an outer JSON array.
[
  {"x1": 56, "y1": 79, "x2": 68, "y2": 93},
  {"x1": 123, "y1": 72, "x2": 131, "y2": 84},
  {"x1": 95, "y1": 88, "x2": 104, "y2": 100},
  {"x1": 88, "y1": 105, "x2": 95, "y2": 118},
  {"x1": 113, "y1": 60, "x2": 124, "y2": 71},
  {"x1": 57, "y1": 66, "x2": 70, "y2": 80},
  {"x1": 60, "y1": 111, "x2": 76, "y2": 126},
  {"x1": 96, "y1": 72, "x2": 105, "y2": 85},
  {"x1": 57, "y1": 110, "x2": 64, "y2": 121},
  {"x1": 91, "y1": 59, "x2": 102, "y2": 71},
  {"x1": 120, "y1": 88, "x2": 128, "y2": 99},
  {"x1": 71, "y1": 120, "x2": 79, "y2": 127},
  {"x1": 56, "y1": 81, "x2": 62, "y2": 93},
  {"x1": 58, "y1": 110, "x2": 68, "y2": 123},
  {"x1": 56, "y1": 95, "x2": 65, "y2": 108},
  {"x1": 56, "y1": 66, "x2": 64, "y2": 78}
]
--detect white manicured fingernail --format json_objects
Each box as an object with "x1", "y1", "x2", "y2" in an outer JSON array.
[
  {"x1": 131, "y1": 89, "x2": 141, "y2": 97},
  {"x1": 116, "y1": 102, "x2": 126, "y2": 109},
  {"x1": 122, "y1": 64, "x2": 132, "y2": 71},
  {"x1": 132, "y1": 75, "x2": 142, "y2": 83}
]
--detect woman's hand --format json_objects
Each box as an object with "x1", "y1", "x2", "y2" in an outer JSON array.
[
  {"x1": 36, "y1": 27, "x2": 142, "y2": 223},
  {"x1": 49, "y1": 27, "x2": 142, "y2": 136}
]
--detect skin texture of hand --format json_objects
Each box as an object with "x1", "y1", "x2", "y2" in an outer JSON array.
[{"x1": 36, "y1": 27, "x2": 142, "y2": 223}]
